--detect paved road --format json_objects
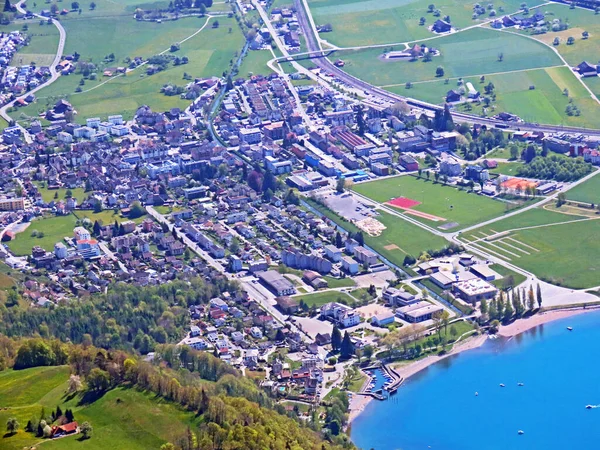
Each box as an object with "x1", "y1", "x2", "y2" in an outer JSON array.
[{"x1": 0, "y1": 1, "x2": 67, "y2": 141}]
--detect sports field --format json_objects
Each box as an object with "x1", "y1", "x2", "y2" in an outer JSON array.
[
  {"x1": 466, "y1": 218, "x2": 600, "y2": 289},
  {"x1": 309, "y1": 0, "x2": 543, "y2": 47},
  {"x1": 386, "y1": 66, "x2": 600, "y2": 127},
  {"x1": 459, "y1": 207, "x2": 586, "y2": 242},
  {"x1": 7, "y1": 214, "x2": 78, "y2": 256},
  {"x1": 306, "y1": 199, "x2": 448, "y2": 266},
  {"x1": 352, "y1": 175, "x2": 528, "y2": 229},
  {"x1": 12, "y1": 3, "x2": 242, "y2": 123},
  {"x1": 565, "y1": 171, "x2": 600, "y2": 205}
]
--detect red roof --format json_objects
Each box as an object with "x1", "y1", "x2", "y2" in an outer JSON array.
[{"x1": 60, "y1": 422, "x2": 78, "y2": 433}]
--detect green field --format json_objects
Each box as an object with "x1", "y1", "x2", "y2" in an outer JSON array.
[
  {"x1": 352, "y1": 175, "x2": 527, "y2": 229},
  {"x1": 472, "y1": 218, "x2": 600, "y2": 288},
  {"x1": 489, "y1": 161, "x2": 524, "y2": 176},
  {"x1": 386, "y1": 66, "x2": 600, "y2": 127},
  {"x1": 74, "y1": 209, "x2": 148, "y2": 225},
  {"x1": 7, "y1": 215, "x2": 78, "y2": 256},
  {"x1": 0, "y1": 22, "x2": 60, "y2": 66},
  {"x1": 309, "y1": 0, "x2": 543, "y2": 47},
  {"x1": 238, "y1": 49, "x2": 275, "y2": 77},
  {"x1": 295, "y1": 290, "x2": 355, "y2": 307},
  {"x1": 0, "y1": 366, "x2": 202, "y2": 450},
  {"x1": 323, "y1": 276, "x2": 356, "y2": 288},
  {"x1": 565, "y1": 172, "x2": 600, "y2": 205},
  {"x1": 307, "y1": 198, "x2": 448, "y2": 266},
  {"x1": 459, "y1": 207, "x2": 585, "y2": 241},
  {"x1": 338, "y1": 27, "x2": 562, "y2": 86},
  {"x1": 12, "y1": 6, "x2": 243, "y2": 124},
  {"x1": 35, "y1": 183, "x2": 86, "y2": 204},
  {"x1": 489, "y1": 263, "x2": 527, "y2": 288},
  {"x1": 518, "y1": 3, "x2": 600, "y2": 66}
]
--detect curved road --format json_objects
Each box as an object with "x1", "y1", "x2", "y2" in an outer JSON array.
[{"x1": 0, "y1": 1, "x2": 67, "y2": 141}]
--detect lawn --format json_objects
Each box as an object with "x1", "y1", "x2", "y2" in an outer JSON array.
[
  {"x1": 352, "y1": 175, "x2": 524, "y2": 229},
  {"x1": 295, "y1": 290, "x2": 355, "y2": 307},
  {"x1": 323, "y1": 276, "x2": 356, "y2": 288},
  {"x1": 308, "y1": 0, "x2": 544, "y2": 47},
  {"x1": 7, "y1": 214, "x2": 78, "y2": 256},
  {"x1": 475, "y1": 218, "x2": 600, "y2": 289},
  {"x1": 12, "y1": 10, "x2": 243, "y2": 124},
  {"x1": 338, "y1": 27, "x2": 562, "y2": 87},
  {"x1": 565, "y1": 172, "x2": 600, "y2": 205},
  {"x1": 489, "y1": 161, "x2": 524, "y2": 176},
  {"x1": 387, "y1": 66, "x2": 600, "y2": 128},
  {"x1": 74, "y1": 209, "x2": 147, "y2": 225},
  {"x1": 238, "y1": 49, "x2": 275, "y2": 77},
  {"x1": 0, "y1": 366, "x2": 203, "y2": 450},
  {"x1": 35, "y1": 182, "x2": 86, "y2": 204},
  {"x1": 489, "y1": 263, "x2": 527, "y2": 289}
]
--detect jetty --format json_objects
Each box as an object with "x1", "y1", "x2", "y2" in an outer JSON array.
[{"x1": 358, "y1": 362, "x2": 404, "y2": 399}]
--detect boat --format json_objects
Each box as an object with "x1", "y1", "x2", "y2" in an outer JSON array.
[
  {"x1": 567, "y1": 327, "x2": 573, "y2": 331},
  {"x1": 586, "y1": 405, "x2": 594, "y2": 409},
  {"x1": 475, "y1": 392, "x2": 478, "y2": 396},
  {"x1": 499, "y1": 383, "x2": 505, "y2": 387},
  {"x1": 518, "y1": 430, "x2": 524, "y2": 435},
  {"x1": 518, "y1": 383, "x2": 524, "y2": 386}
]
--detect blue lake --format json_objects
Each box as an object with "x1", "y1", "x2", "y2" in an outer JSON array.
[{"x1": 351, "y1": 311, "x2": 600, "y2": 450}]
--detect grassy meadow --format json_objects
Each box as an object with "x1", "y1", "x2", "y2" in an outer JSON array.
[
  {"x1": 308, "y1": 0, "x2": 544, "y2": 47},
  {"x1": 565, "y1": 172, "x2": 600, "y2": 205},
  {"x1": 6, "y1": 214, "x2": 78, "y2": 256},
  {"x1": 0, "y1": 366, "x2": 203, "y2": 450}
]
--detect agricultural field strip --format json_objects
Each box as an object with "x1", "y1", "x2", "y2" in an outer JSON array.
[{"x1": 379, "y1": 64, "x2": 566, "y2": 88}]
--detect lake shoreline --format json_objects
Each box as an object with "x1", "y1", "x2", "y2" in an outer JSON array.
[{"x1": 349, "y1": 308, "x2": 598, "y2": 424}]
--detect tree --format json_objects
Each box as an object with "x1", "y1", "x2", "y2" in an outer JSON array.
[
  {"x1": 419, "y1": 16, "x2": 426, "y2": 25},
  {"x1": 427, "y1": 3, "x2": 435, "y2": 12},
  {"x1": 331, "y1": 325, "x2": 342, "y2": 352},
  {"x1": 87, "y1": 368, "x2": 110, "y2": 392},
  {"x1": 556, "y1": 192, "x2": 566, "y2": 207},
  {"x1": 340, "y1": 331, "x2": 353, "y2": 359},
  {"x1": 71, "y1": 1, "x2": 79, "y2": 8},
  {"x1": 356, "y1": 105, "x2": 366, "y2": 136},
  {"x1": 480, "y1": 298, "x2": 488, "y2": 315},
  {"x1": 449, "y1": 325, "x2": 458, "y2": 339},
  {"x1": 436, "y1": 66, "x2": 445, "y2": 77},
  {"x1": 553, "y1": 37, "x2": 560, "y2": 45},
  {"x1": 336, "y1": 177, "x2": 345, "y2": 193},
  {"x1": 567, "y1": 36, "x2": 575, "y2": 45},
  {"x1": 67, "y1": 374, "x2": 82, "y2": 394},
  {"x1": 6, "y1": 417, "x2": 19, "y2": 435},
  {"x1": 582, "y1": 31, "x2": 589, "y2": 39},
  {"x1": 335, "y1": 231, "x2": 343, "y2": 248},
  {"x1": 89, "y1": 1, "x2": 96, "y2": 9},
  {"x1": 509, "y1": 145, "x2": 519, "y2": 160},
  {"x1": 536, "y1": 283, "x2": 542, "y2": 309},
  {"x1": 65, "y1": 409, "x2": 74, "y2": 423},
  {"x1": 80, "y1": 421, "x2": 93, "y2": 439},
  {"x1": 213, "y1": 19, "x2": 219, "y2": 28},
  {"x1": 497, "y1": 52, "x2": 504, "y2": 62}
]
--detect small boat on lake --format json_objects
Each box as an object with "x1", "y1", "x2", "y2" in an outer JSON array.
[
  {"x1": 499, "y1": 383, "x2": 505, "y2": 387},
  {"x1": 567, "y1": 327, "x2": 573, "y2": 331},
  {"x1": 518, "y1": 430, "x2": 524, "y2": 435},
  {"x1": 518, "y1": 383, "x2": 524, "y2": 386}
]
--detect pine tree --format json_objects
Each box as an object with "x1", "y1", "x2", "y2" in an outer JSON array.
[
  {"x1": 65, "y1": 409, "x2": 74, "y2": 423},
  {"x1": 536, "y1": 283, "x2": 542, "y2": 310},
  {"x1": 503, "y1": 298, "x2": 513, "y2": 322},
  {"x1": 340, "y1": 331, "x2": 353, "y2": 359},
  {"x1": 335, "y1": 231, "x2": 343, "y2": 248},
  {"x1": 4, "y1": 0, "x2": 11, "y2": 12},
  {"x1": 331, "y1": 325, "x2": 342, "y2": 352},
  {"x1": 480, "y1": 298, "x2": 488, "y2": 315}
]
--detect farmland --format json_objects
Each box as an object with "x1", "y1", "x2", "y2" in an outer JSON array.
[
  {"x1": 0, "y1": 22, "x2": 60, "y2": 66},
  {"x1": 308, "y1": 0, "x2": 543, "y2": 47},
  {"x1": 0, "y1": 366, "x2": 203, "y2": 450},
  {"x1": 337, "y1": 27, "x2": 562, "y2": 86},
  {"x1": 352, "y1": 175, "x2": 528, "y2": 229},
  {"x1": 6, "y1": 214, "x2": 78, "y2": 256},
  {"x1": 11, "y1": 5, "x2": 242, "y2": 124}
]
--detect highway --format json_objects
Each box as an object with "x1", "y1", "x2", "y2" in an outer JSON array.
[
  {"x1": 291, "y1": 0, "x2": 600, "y2": 137},
  {"x1": 0, "y1": 1, "x2": 67, "y2": 142}
]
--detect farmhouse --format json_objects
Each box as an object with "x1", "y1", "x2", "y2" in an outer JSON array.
[
  {"x1": 574, "y1": 61, "x2": 599, "y2": 78},
  {"x1": 446, "y1": 90, "x2": 461, "y2": 103},
  {"x1": 432, "y1": 20, "x2": 452, "y2": 33}
]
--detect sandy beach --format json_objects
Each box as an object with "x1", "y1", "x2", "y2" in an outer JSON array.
[{"x1": 497, "y1": 308, "x2": 596, "y2": 337}]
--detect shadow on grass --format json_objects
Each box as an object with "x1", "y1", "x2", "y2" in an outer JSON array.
[{"x1": 77, "y1": 389, "x2": 108, "y2": 406}]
